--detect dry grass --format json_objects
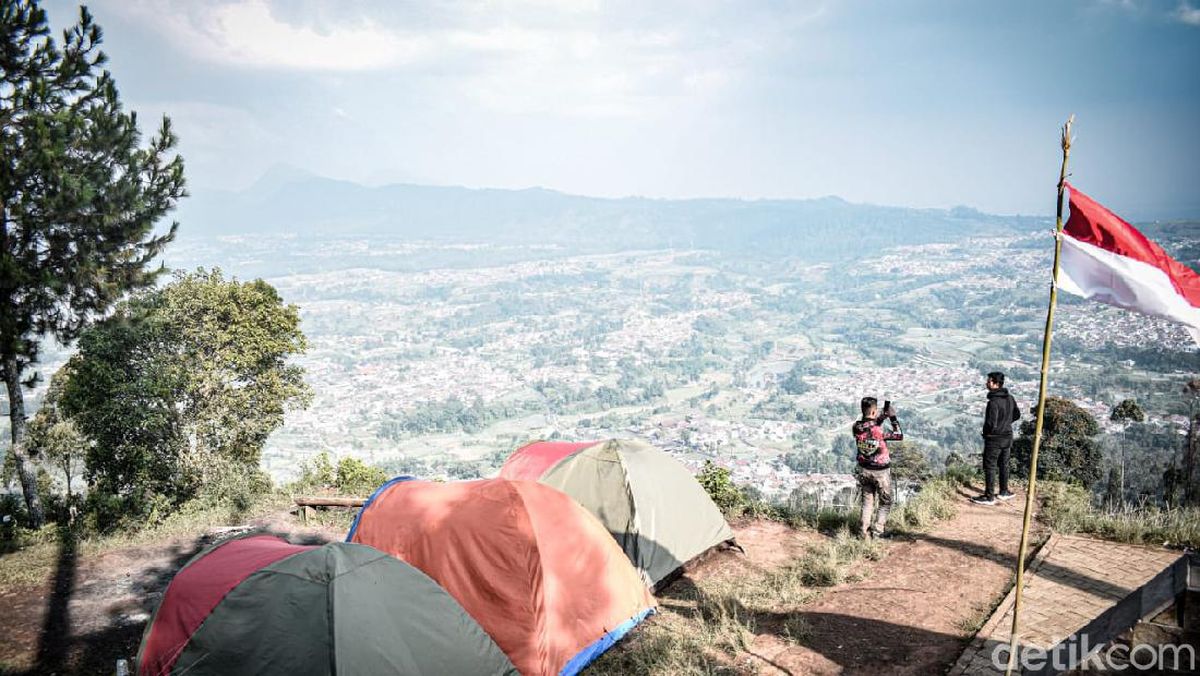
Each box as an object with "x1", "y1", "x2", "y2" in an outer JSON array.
[
  {"x1": 595, "y1": 526, "x2": 885, "y2": 674},
  {"x1": 598, "y1": 477, "x2": 965, "y2": 673},
  {"x1": 888, "y1": 478, "x2": 958, "y2": 534},
  {"x1": 1039, "y1": 481, "x2": 1200, "y2": 549}
]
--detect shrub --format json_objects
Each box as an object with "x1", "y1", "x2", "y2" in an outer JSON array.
[
  {"x1": 696, "y1": 461, "x2": 746, "y2": 517},
  {"x1": 292, "y1": 452, "x2": 336, "y2": 492},
  {"x1": 335, "y1": 457, "x2": 388, "y2": 495},
  {"x1": 944, "y1": 461, "x2": 981, "y2": 488}
]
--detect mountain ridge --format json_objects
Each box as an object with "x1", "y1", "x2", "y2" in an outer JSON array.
[{"x1": 177, "y1": 169, "x2": 1043, "y2": 261}]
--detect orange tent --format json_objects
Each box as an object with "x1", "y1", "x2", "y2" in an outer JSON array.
[{"x1": 347, "y1": 478, "x2": 655, "y2": 676}]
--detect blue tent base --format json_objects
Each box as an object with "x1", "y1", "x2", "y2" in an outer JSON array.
[
  {"x1": 560, "y1": 607, "x2": 656, "y2": 676},
  {"x1": 344, "y1": 475, "x2": 415, "y2": 542}
]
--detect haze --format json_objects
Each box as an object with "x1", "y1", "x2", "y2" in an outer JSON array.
[{"x1": 44, "y1": 0, "x2": 1200, "y2": 219}]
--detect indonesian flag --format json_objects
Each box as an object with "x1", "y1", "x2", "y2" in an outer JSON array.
[{"x1": 1059, "y1": 182, "x2": 1200, "y2": 344}]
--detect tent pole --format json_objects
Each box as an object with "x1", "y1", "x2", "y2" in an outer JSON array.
[{"x1": 1004, "y1": 114, "x2": 1073, "y2": 676}]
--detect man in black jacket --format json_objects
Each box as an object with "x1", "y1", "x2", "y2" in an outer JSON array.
[{"x1": 972, "y1": 371, "x2": 1022, "y2": 506}]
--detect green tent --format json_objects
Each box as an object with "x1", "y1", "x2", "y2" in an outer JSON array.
[
  {"x1": 501, "y1": 439, "x2": 736, "y2": 588},
  {"x1": 137, "y1": 534, "x2": 516, "y2": 676}
]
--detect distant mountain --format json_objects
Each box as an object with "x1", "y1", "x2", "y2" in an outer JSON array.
[{"x1": 176, "y1": 170, "x2": 1042, "y2": 261}]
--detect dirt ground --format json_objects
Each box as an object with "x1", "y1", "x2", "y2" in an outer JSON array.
[
  {"x1": 0, "y1": 486, "x2": 1040, "y2": 676},
  {"x1": 679, "y1": 485, "x2": 1040, "y2": 676},
  {"x1": 0, "y1": 513, "x2": 345, "y2": 676}
]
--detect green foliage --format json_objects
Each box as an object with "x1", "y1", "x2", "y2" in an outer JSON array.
[
  {"x1": 60, "y1": 269, "x2": 309, "y2": 526},
  {"x1": 293, "y1": 452, "x2": 387, "y2": 496},
  {"x1": 779, "y1": 363, "x2": 811, "y2": 395},
  {"x1": 335, "y1": 457, "x2": 388, "y2": 496},
  {"x1": 1040, "y1": 481, "x2": 1200, "y2": 548},
  {"x1": 377, "y1": 454, "x2": 483, "y2": 480},
  {"x1": 295, "y1": 452, "x2": 336, "y2": 491},
  {"x1": 696, "y1": 461, "x2": 746, "y2": 517},
  {"x1": 24, "y1": 364, "x2": 88, "y2": 501},
  {"x1": 1, "y1": 2, "x2": 187, "y2": 526},
  {"x1": 379, "y1": 396, "x2": 539, "y2": 438},
  {"x1": 1012, "y1": 397, "x2": 1103, "y2": 489},
  {"x1": 889, "y1": 441, "x2": 933, "y2": 481},
  {"x1": 1110, "y1": 399, "x2": 1145, "y2": 424},
  {"x1": 943, "y1": 451, "x2": 982, "y2": 487}
]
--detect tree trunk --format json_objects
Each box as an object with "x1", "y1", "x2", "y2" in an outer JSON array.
[{"x1": 4, "y1": 355, "x2": 44, "y2": 528}]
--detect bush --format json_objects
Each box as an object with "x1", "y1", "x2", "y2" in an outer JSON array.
[
  {"x1": 335, "y1": 457, "x2": 388, "y2": 495},
  {"x1": 291, "y1": 453, "x2": 387, "y2": 496},
  {"x1": 292, "y1": 452, "x2": 336, "y2": 492},
  {"x1": 696, "y1": 461, "x2": 746, "y2": 517},
  {"x1": 195, "y1": 456, "x2": 273, "y2": 515},
  {"x1": 944, "y1": 460, "x2": 981, "y2": 488}
]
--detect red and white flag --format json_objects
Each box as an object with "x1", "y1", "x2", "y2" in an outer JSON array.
[{"x1": 1059, "y1": 183, "x2": 1200, "y2": 344}]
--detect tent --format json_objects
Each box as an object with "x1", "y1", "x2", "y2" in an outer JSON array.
[
  {"x1": 136, "y1": 534, "x2": 516, "y2": 676},
  {"x1": 347, "y1": 478, "x2": 656, "y2": 676},
  {"x1": 500, "y1": 439, "x2": 735, "y2": 588}
]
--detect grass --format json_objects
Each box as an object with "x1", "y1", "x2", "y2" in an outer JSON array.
[
  {"x1": 779, "y1": 505, "x2": 860, "y2": 534},
  {"x1": 1039, "y1": 481, "x2": 1200, "y2": 549},
  {"x1": 0, "y1": 490, "x2": 293, "y2": 589},
  {"x1": 303, "y1": 506, "x2": 358, "y2": 532},
  {"x1": 887, "y1": 477, "x2": 958, "y2": 534},
  {"x1": 595, "y1": 523, "x2": 894, "y2": 675}
]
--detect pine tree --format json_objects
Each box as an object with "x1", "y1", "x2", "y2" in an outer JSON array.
[{"x1": 1, "y1": 2, "x2": 185, "y2": 527}]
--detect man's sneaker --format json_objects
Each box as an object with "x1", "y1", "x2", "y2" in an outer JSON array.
[
  {"x1": 997, "y1": 491, "x2": 1017, "y2": 501},
  {"x1": 971, "y1": 495, "x2": 997, "y2": 506}
]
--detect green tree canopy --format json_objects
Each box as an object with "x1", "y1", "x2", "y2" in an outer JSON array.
[
  {"x1": 1110, "y1": 399, "x2": 1145, "y2": 424},
  {"x1": 889, "y1": 441, "x2": 933, "y2": 481},
  {"x1": 1012, "y1": 397, "x2": 1103, "y2": 489},
  {"x1": 59, "y1": 269, "x2": 310, "y2": 522},
  {"x1": 25, "y1": 362, "x2": 87, "y2": 500},
  {"x1": 1, "y1": 2, "x2": 186, "y2": 526}
]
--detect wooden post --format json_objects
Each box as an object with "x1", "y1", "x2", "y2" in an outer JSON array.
[{"x1": 1005, "y1": 114, "x2": 1074, "y2": 676}]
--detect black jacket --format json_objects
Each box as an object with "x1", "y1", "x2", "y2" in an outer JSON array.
[{"x1": 982, "y1": 387, "x2": 1021, "y2": 439}]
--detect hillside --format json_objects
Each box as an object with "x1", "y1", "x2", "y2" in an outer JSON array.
[{"x1": 176, "y1": 167, "x2": 1038, "y2": 260}]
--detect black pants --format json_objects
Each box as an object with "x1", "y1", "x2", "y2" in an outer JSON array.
[{"x1": 983, "y1": 436, "x2": 1013, "y2": 498}]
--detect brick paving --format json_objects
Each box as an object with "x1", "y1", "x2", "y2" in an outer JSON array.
[{"x1": 950, "y1": 534, "x2": 1185, "y2": 675}]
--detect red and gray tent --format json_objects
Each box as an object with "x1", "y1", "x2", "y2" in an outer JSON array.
[
  {"x1": 136, "y1": 534, "x2": 515, "y2": 676},
  {"x1": 500, "y1": 438, "x2": 735, "y2": 588}
]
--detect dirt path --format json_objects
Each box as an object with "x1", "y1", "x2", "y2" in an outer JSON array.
[
  {"x1": 0, "y1": 514, "x2": 343, "y2": 676},
  {"x1": 741, "y1": 487, "x2": 1040, "y2": 676}
]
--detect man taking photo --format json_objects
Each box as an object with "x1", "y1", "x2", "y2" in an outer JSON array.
[
  {"x1": 852, "y1": 397, "x2": 902, "y2": 539},
  {"x1": 972, "y1": 371, "x2": 1022, "y2": 506}
]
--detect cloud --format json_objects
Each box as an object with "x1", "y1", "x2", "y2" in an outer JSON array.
[
  {"x1": 132, "y1": 100, "x2": 287, "y2": 190},
  {"x1": 100, "y1": 0, "x2": 825, "y2": 117},
  {"x1": 110, "y1": 0, "x2": 430, "y2": 70},
  {"x1": 1176, "y1": 2, "x2": 1200, "y2": 25}
]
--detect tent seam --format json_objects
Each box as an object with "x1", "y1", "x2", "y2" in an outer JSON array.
[
  {"x1": 511, "y1": 480, "x2": 553, "y2": 674},
  {"x1": 327, "y1": 546, "x2": 338, "y2": 676},
  {"x1": 157, "y1": 562, "x2": 313, "y2": 675}
]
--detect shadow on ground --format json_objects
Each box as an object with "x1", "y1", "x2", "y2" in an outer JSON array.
[
  {"x1": 8, "y1": 524, "x2": 333, "y2": 676},
  {"x1": 652, "y1": 572, "x2": 974, "y2": 676}
]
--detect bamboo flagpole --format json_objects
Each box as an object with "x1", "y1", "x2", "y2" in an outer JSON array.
[{"x1": 1004, "y1": 114, "x2": 1074, "y2": 676}]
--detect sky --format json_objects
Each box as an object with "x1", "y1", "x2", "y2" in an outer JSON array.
[{"x1": 42, "y1": 0, "x2": 1200, "y2": 218}]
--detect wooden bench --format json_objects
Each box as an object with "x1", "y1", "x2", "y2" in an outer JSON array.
[{"x1": 294, "y1": 496, "x2": 366, "y2": 523}]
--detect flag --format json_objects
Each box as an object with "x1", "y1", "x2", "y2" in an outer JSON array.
[{"x1": 1059, "y1": 182, "x2": 1200, "y2": 344}]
